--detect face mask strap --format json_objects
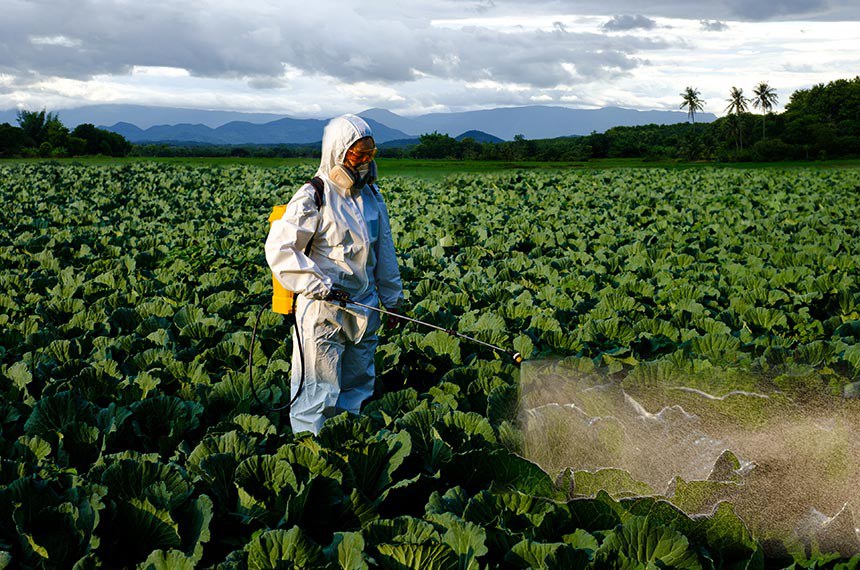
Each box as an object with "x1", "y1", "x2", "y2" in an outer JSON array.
[{"x1": 364, "y1": 160, "x2": 377, "y2": 185}]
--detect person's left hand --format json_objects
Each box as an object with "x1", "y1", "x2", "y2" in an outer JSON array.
[{"x1": 384, "y1": 307, "x2": 405, "y2": 330}]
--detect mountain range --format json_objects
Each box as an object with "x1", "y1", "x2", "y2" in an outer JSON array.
[
  {"x1": 0, "y1": 105, "x2": 285, "y2": 130},
  {"x1": 0, "y1": 104, "x2": 716, "y2": 145},
  {"x1": 106, "y1": 117, "x2": 412, "y2": 145}
]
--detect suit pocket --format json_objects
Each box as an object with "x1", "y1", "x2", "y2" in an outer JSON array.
[
  {"x1": 368, "y1": 218, "x2": 379, "y2": 243},
  {"x1": 330, "y1": 244, "x2": 346, "y2": 261}
]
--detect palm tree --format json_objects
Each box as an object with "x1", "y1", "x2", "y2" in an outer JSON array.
[
  {"x1": 724, "y1": 87, "x2": 749, "y2": 150},
  {"x1": 680, "y1": 87, "x2": 705, "y2": 123},
  {"x1": 752, "y1": 81, "x2": 778, "y2": 140},
  {"x1": 725, "y1": 87, "x2": 749, "y2": 115}
]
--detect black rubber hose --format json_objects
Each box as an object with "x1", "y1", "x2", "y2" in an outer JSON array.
[{"x1": 248, "y1": 304, "x2": 306, "y2": 413}]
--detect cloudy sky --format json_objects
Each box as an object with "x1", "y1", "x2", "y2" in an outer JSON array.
[{"x1": 2, "y1": 0, "x2": 859, "y2": 118}]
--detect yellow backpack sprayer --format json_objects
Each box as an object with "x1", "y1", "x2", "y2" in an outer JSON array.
[
  {"x1": 268, "y1": 203, "x2": 300, "y2": 316},
  {"x1": 249, "y1": 178, "x2": 522, "y2": 413},
  {"x1": 248, "y1": 178, "x2": 325, "y2": 412}
]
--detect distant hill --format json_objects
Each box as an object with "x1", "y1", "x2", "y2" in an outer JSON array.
[
  {"x1": 358, "y1": 108, "x2": 420, "y2": 136},
  {"x1": 0, "y1": 104, "x2": 288, "y2": 129},
  {"x1": 411, "y1": 106, "x2": 716, "y2": 140},
  {"x1": 104, "y1": 117, "x2": 411, "y2": 145},
  {"x1": 360, "y1": 105, "x2": 714, "y2": 140},
  {"x1": 455, "y1": 130, "x2": 504, "y2": 143}
]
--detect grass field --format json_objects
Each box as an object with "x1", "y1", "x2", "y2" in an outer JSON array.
[{"x1": 4, "y1": 155, "x2": 860, "y2": 178}]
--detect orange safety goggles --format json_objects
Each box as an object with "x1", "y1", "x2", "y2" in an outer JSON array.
[{"x1": 344, "y1": 144, "x2": 377, "y2": 166}]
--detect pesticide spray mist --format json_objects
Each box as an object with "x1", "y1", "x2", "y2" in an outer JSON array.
[{"x1": 519, "y1": 359, "x2": 860, "y2": 556}]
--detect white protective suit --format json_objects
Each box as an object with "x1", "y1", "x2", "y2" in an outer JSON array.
[{"x1": 265, "y1": 114, "x2": 404, "y2": 434}]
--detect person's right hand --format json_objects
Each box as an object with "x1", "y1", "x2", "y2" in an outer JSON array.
[{"x1": 325, "y1": 289, "x2": 351, "y2": 305}]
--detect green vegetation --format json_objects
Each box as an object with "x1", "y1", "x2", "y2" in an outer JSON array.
[
  {"x1": 0, "y1": 163, "x2": 859, "y2": 567},
  {"x1": 132, "y1": 142, "x2": 320, "y2": 160},
  {"x1": 0, "y1": 109, "x2": 131, "y2": 158},
  {"x1": 8, "y1": 155, "x2": 860, "y2": 180}
]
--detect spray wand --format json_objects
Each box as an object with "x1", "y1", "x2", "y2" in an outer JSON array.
[{"x1": 341, "y1": 298, "x2": 523, "y2": 365}]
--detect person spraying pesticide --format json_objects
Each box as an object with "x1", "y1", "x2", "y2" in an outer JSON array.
[{"x1": 265, "y1": 114, "x2": 404, "y2": 435}]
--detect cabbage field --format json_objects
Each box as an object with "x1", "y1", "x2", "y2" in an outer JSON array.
[{"x1": 1, "y1": 162, "x2": 859, "y2": 568}]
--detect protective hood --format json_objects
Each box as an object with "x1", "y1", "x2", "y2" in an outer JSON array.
[{"x1": 316, "y1": 114, "x2": 374, "y2": 178}]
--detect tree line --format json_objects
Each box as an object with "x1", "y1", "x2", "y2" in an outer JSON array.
[
  {"x1": 0, "y1": 110, "x2": 131, "y2": 158},
  {"x1": 392, "y1": 76, "x2": 860, "y2": 163},
  {"x1": 131, "y1": 142, "x2": 320, "y2": 159}
]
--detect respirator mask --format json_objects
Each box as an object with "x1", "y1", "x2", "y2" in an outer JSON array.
[{"x1": 330, "y1": 160, "x2": 377, "y2": 190}]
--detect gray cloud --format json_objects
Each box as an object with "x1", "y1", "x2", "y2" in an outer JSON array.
[
  {"x1": 3, "y1": 0, "x2": 859, "y2": 117},
  {"x1": 602, "y1": 15, "x2": 658, "y2": 31},
  {"x1": 781, "y1": 63, "x2": 818, "y2": 72},
  {"x1": 488, "y1": 0, "x2": 860, "y2": 21},
  {"x1": 727, "y1": 0, "x2": 829, "y2": 20},
  {"x1": 247, "y1": 76, "x2": 288, "y2": 90},
  {"x1": 1, "y1": 2, "x2": 282, "y2": 80},
  {"x1": 0, "y1": 1, "x2": 675, "y2": 90},
  {"x1": 419, "y1": 27, "x2": 668, "y2": 87},
  {"x1": 700, "y1": 20, "x2": 729, "y2": 31}
]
